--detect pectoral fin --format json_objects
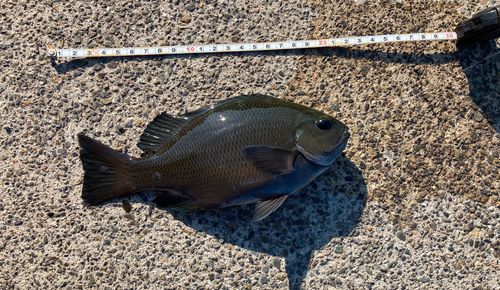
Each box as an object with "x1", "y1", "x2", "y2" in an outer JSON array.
[
  {"x1": 252, "y1": 195, "x2": 288, "y2": 221},
  {"x1": 242, "y1": 146, "x2": 296, "y2": 175}
]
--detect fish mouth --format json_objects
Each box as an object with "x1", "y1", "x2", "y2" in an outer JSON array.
[
  {"x1": 331, "y1": 127, "x2": 350, "y2": 156},
  {"x1": 298, "y1": 126, "x2": 350, "y2": 166}
]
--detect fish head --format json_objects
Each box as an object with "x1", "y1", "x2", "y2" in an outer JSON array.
[{"x1": 295, "y1": 111, "x2": 349, "y2": 166}]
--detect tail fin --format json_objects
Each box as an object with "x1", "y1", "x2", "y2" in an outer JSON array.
[{"x1": 78, "y1": 133, "x2": 135, "y2": 205}]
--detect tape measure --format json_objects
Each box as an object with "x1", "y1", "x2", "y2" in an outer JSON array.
[
  {"x1": 47, "y1": 32, "x2": 457, "y2": 58},
  {"x1": 46, "y1": 4, "x2": 500, "y2": 58}
]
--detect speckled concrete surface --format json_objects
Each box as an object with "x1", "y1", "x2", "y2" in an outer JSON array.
[{"x1": 1, "y1": 0, "x2": 500, "y2": 289}]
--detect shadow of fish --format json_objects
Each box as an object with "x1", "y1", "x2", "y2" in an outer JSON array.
[{"x1": 78, "y1": 95, "x2": 350, "y2": 221}]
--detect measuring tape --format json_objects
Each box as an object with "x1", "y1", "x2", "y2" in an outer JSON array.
[
  {"x1": 47, "y1": 32, "x2": 457, "y2": 58},
  {"x1": 46, "y1": 4, "x2": 500, "y2": 58}
]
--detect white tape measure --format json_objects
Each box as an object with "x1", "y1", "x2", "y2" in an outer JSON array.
[{"x1": 47, "y1": 32, "x2": 457, "y2": 58}]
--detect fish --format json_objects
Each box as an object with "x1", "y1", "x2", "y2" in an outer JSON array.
[{"x1": 77, "y1": 95, "x2": 350, "y2": 221}]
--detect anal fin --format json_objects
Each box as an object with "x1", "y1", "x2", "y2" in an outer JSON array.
[
  {"x1": 153, "y1": 190, "x2": 207, "y2": 212},
  {"x1": 252, "y1": 194, "x2": 288, "y2": 221}
]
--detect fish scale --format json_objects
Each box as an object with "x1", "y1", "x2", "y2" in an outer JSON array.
[
  {"x1": 78, "y1": 95, "x2": 349, "y2": 221},
  {"x1": 131, "y1": 107, "x2": 298, "y2": 205}
]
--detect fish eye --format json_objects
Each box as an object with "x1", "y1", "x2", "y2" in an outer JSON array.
[{"x1": 316, "y1": 119, "x2": 332, "y2": 130}]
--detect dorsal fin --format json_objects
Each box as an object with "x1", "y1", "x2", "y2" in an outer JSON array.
[
  {"x1": 137, "y1": 104, "x2": 217, "y2": 154},
  {"x1": 137, "y1": 95, "x2": 273, "y2": 154},
  {"x1": 137, "y1": 113, "x2": 191, "y2": 154}
]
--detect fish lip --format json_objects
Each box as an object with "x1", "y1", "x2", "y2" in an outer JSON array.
[
  {"x1": 332, "y1": 126, "x2": 350, "y2": 152},
  {"x1": 299, "y1": 126, "x2": 350, "y2": 166},
  {"x1": 339, "y1": 127, "x2": 350, "y2": 145},
  {"x1": 320, "y1": 125, "x2": 350, "y2": 153}
]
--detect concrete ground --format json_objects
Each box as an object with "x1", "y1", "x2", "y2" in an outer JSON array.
[{"x1": 0, "y1": 0, "x2": 499, "y2": 289}]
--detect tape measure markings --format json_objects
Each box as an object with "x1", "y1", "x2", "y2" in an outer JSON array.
[{"x1": 47, "y1": 32, "x2": 457, "y2": 58}]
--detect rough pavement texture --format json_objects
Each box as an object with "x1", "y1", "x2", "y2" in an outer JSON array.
[{"x1": 1, "y1": 0, "x2": 500, "y2": 289}]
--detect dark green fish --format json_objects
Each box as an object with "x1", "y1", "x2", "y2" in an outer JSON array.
[{"x1": 78, "y1": 95, "x2": 349, "y2": 221}]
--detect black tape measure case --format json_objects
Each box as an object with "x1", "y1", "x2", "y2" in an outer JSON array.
[{"x1": 456, "y1": 5, "x2": 500, "y2": 46}]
